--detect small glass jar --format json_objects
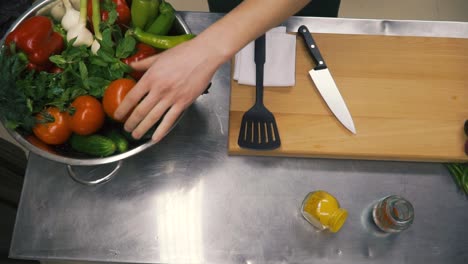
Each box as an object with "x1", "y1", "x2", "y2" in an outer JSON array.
[
  {"x1": 372, "y1": 195, "x2": 414, "y2": 233},
  {"x1": 301, "y1": 190, "x2": 348, "y2": 233}
]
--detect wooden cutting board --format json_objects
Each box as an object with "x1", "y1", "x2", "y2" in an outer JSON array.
[{"x1": 228, "y1": 33, "x2": 468, "y2": 162}]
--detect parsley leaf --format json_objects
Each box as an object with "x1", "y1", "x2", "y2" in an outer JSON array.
[
  {"x1": 79, "y1": 61, "x2": 88, "y2": 82},
  {"x1": 0, "y1": 46, "x2": 35, "y2": 131},
  {"x1": 116, "y1": 35, "x2": 136, "y2": 59}
]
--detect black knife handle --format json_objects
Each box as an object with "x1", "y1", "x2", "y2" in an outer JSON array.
[
  {"x1": 254, "y1": 34, "x2": 265, "y2": 105},
  {"x1": 298, "y1": 25, "x2": 327, "y2": 70}
]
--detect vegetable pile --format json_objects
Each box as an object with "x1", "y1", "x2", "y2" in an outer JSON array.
[{"x1": 0, "y1": 0, "x2": 195, "y2": 157}]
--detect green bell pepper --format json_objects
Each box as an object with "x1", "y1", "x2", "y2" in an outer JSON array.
[{"x1": 131, "y1": 0, "x2": 160, "y2": 30}]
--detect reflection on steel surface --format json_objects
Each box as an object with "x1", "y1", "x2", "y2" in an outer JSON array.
[{"x1": 155, "y1": 182, "x2": 204, "y2": 263}]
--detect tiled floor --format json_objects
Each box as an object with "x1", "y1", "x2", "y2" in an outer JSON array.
[{"x1": 1, "y1": 0, "x2": 468, "y2": 147}]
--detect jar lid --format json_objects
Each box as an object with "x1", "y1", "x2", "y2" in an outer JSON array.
[{"x1": 328, "y1": 208, "x2": 348, "y2": 233}]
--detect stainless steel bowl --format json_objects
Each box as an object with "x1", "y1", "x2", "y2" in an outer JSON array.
[{"x1": 1, "y1": 0, "x2": 191, "y2": 168}]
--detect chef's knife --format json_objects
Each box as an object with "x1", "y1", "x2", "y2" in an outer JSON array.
[{"x1": 298, "y1": 25, "x2": 356, "y2": 134}]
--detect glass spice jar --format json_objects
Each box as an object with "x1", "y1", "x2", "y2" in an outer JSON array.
[
  {"x1": 301, "y1": 190, "x2": 348, "y2": 233},
  {"x1": 372, "y1": 195, "x2": 414, "y2": 233}
]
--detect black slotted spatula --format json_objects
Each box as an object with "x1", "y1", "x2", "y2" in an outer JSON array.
[{"x1": 238, "y1": 34, "x2": 281, "y2": 150}]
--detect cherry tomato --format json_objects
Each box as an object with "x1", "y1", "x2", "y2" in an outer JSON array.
[
  {"x1": 33, "y1": 107, "x2": 72, "y2": 145},
  {"x1": 26, "y1": 135, "x2": 56, "y2": 154},
  {"x1": 103, "y1": 78, "x2": 136, "y2": 122},
  {"x1": 68, "y1": 95, "x2": 105, "y2": 135}
]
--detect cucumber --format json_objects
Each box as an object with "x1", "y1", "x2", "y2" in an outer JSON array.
[
  {"x1": 70, "y1": 134, "x2": 116, "y2": 157},
  {"x1": 107, "y1": 130, "x2": 129, "y2": 153}
]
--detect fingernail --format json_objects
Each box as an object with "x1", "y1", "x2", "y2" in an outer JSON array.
[
  {"x1": 124, "y1": 125, "x2": 132, "y2": 132},
  {"x1": 152, "y1": 135, "x2": 161, "y2": 143},
  {"x1": 132, "y1": 131, "x2": 141, "y2": 140}
]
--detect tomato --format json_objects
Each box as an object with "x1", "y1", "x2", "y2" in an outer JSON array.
[
  {"x1": 33, "y1": 107, "x2": 72, "y2": 145},
  {"x1": 69, "y1": 95, "x2": 105, "y2": 135},
  {"x1": 103, "y1": 78, "x2": 136, "y2": 122},
  {"x1": 26, "y1": 135, "x2": 56, "y2": 154}
]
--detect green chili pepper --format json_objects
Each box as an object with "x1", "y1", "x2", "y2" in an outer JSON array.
[
  {"x1": 146, "y1": 0, "x2": 176, "y2": 35},
  {"x1": 131, "y1": 27, "x2": 196, "y2": 50},
  {"x1": 131, "y1": 0, "x2": 160, "y2": 30}
]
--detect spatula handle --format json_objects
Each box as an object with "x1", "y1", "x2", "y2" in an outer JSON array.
[
  {"x1": 254, "y1": 34, "x2": 266, "y2": 65},
  {"x1": 254, "y1": 34, "x2": 266, "y2": 105},
  {"x1": 298, "y1": 25, "x2": 327, "y2": 70}
]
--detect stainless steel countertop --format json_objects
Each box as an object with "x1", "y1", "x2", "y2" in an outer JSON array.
[{"x1": 10, "y1": 12, "x2": 468, "y2": 264}]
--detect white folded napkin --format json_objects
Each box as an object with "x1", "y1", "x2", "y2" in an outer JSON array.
[{"x1": 233, "y1": 26, "x2": 296, "y2": 87}]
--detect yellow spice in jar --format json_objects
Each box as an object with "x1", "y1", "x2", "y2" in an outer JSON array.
[{"x1": 301, "y1": 190, "x2": 348, "y2": 233}]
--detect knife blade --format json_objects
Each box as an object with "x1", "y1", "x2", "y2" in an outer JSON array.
[{"x1": 298, "y1": 25, "x2": 356, "y2": 134}]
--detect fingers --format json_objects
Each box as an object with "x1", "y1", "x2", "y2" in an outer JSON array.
[
  {"x1": 114, "y1": 77, "x2": 151, "y2": 121},
  {"x1": 130, "y1": 99, "x2": 171, "y2": 139},
  {"x1": 113, "y1": 39, "x2": 215, "y2": 143},
  {"x1": 115, "y1": 55, "x2": 160, "y2": 121},
  {"x1": 123, "y1": 89, "x2": 162, "y2": 132},
  {"x1": 131, "y1": 55, "x2": 159, "y2": 71},
  {"x1": 151, "y1": 105, "x2": 184, "y2": 143}
]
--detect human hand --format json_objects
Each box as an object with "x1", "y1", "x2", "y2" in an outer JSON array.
[
  {"x1": 114, "y1": 0, "x2": 310, "y2": 143},
  {"x1": 114, "y1": 38, "x2": 223, "y2": 142}
]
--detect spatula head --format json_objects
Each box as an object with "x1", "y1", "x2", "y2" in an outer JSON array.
[{"x1": 238, "y1": 106, "x2": 281, "y2": 150}]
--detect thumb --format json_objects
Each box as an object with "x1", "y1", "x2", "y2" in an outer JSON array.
[{"x1": 131, "y1": 54, "x2": 159, "y2": 71}]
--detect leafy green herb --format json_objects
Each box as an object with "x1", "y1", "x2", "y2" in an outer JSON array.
[
  {"x1": 116, "y1": 35, "x2": 136, "y2": 59},
  {"x1": 36, "y1": 109, "x2": 55, "y2": 124},
  {"x1": 0, "y1": 14, "x2": 134, "y2": 133},
  {"x1": 102, "y1": 0, "x2": 118, "y2": 21},
  {"x1": 0, "y1": 46, "x2": 35, "y2": 131},
  {"x1": 53, "y1": 23, "x2": 66, "y2": 40},
  {"x1": 100, "y1": 28, "x2": 115, "y2": 53},
  {"x1": 106, "y1": 9, "x2": 118, "y2": 26},
  {"x1": 99, "y1": 1, "x2": 121, "y2": 42},
  {"x1": 446, "y1": 163, "x2": 468, "y2": 195},
  {"x1": 79, "y1": 61, "x2": 88, "y2": 81}
]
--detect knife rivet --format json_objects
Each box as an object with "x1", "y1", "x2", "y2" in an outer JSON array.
[
  {"x1": 311, "y1": 44, "x2": 315, "y2": 48},
  {"x1": 319, "y1": 61, "x2": 324, "y2": 65}
]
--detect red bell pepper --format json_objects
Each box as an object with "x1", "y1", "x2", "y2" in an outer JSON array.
[
  {"x1": 5, "y1": 16, "x2": 64, "y2": 71},
  {"x1": 121, "y1": 43, "x2": 158, "y2": 80},
  {"x1": 87, "y1": 0, "x2": 131, "y2": 29}
]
